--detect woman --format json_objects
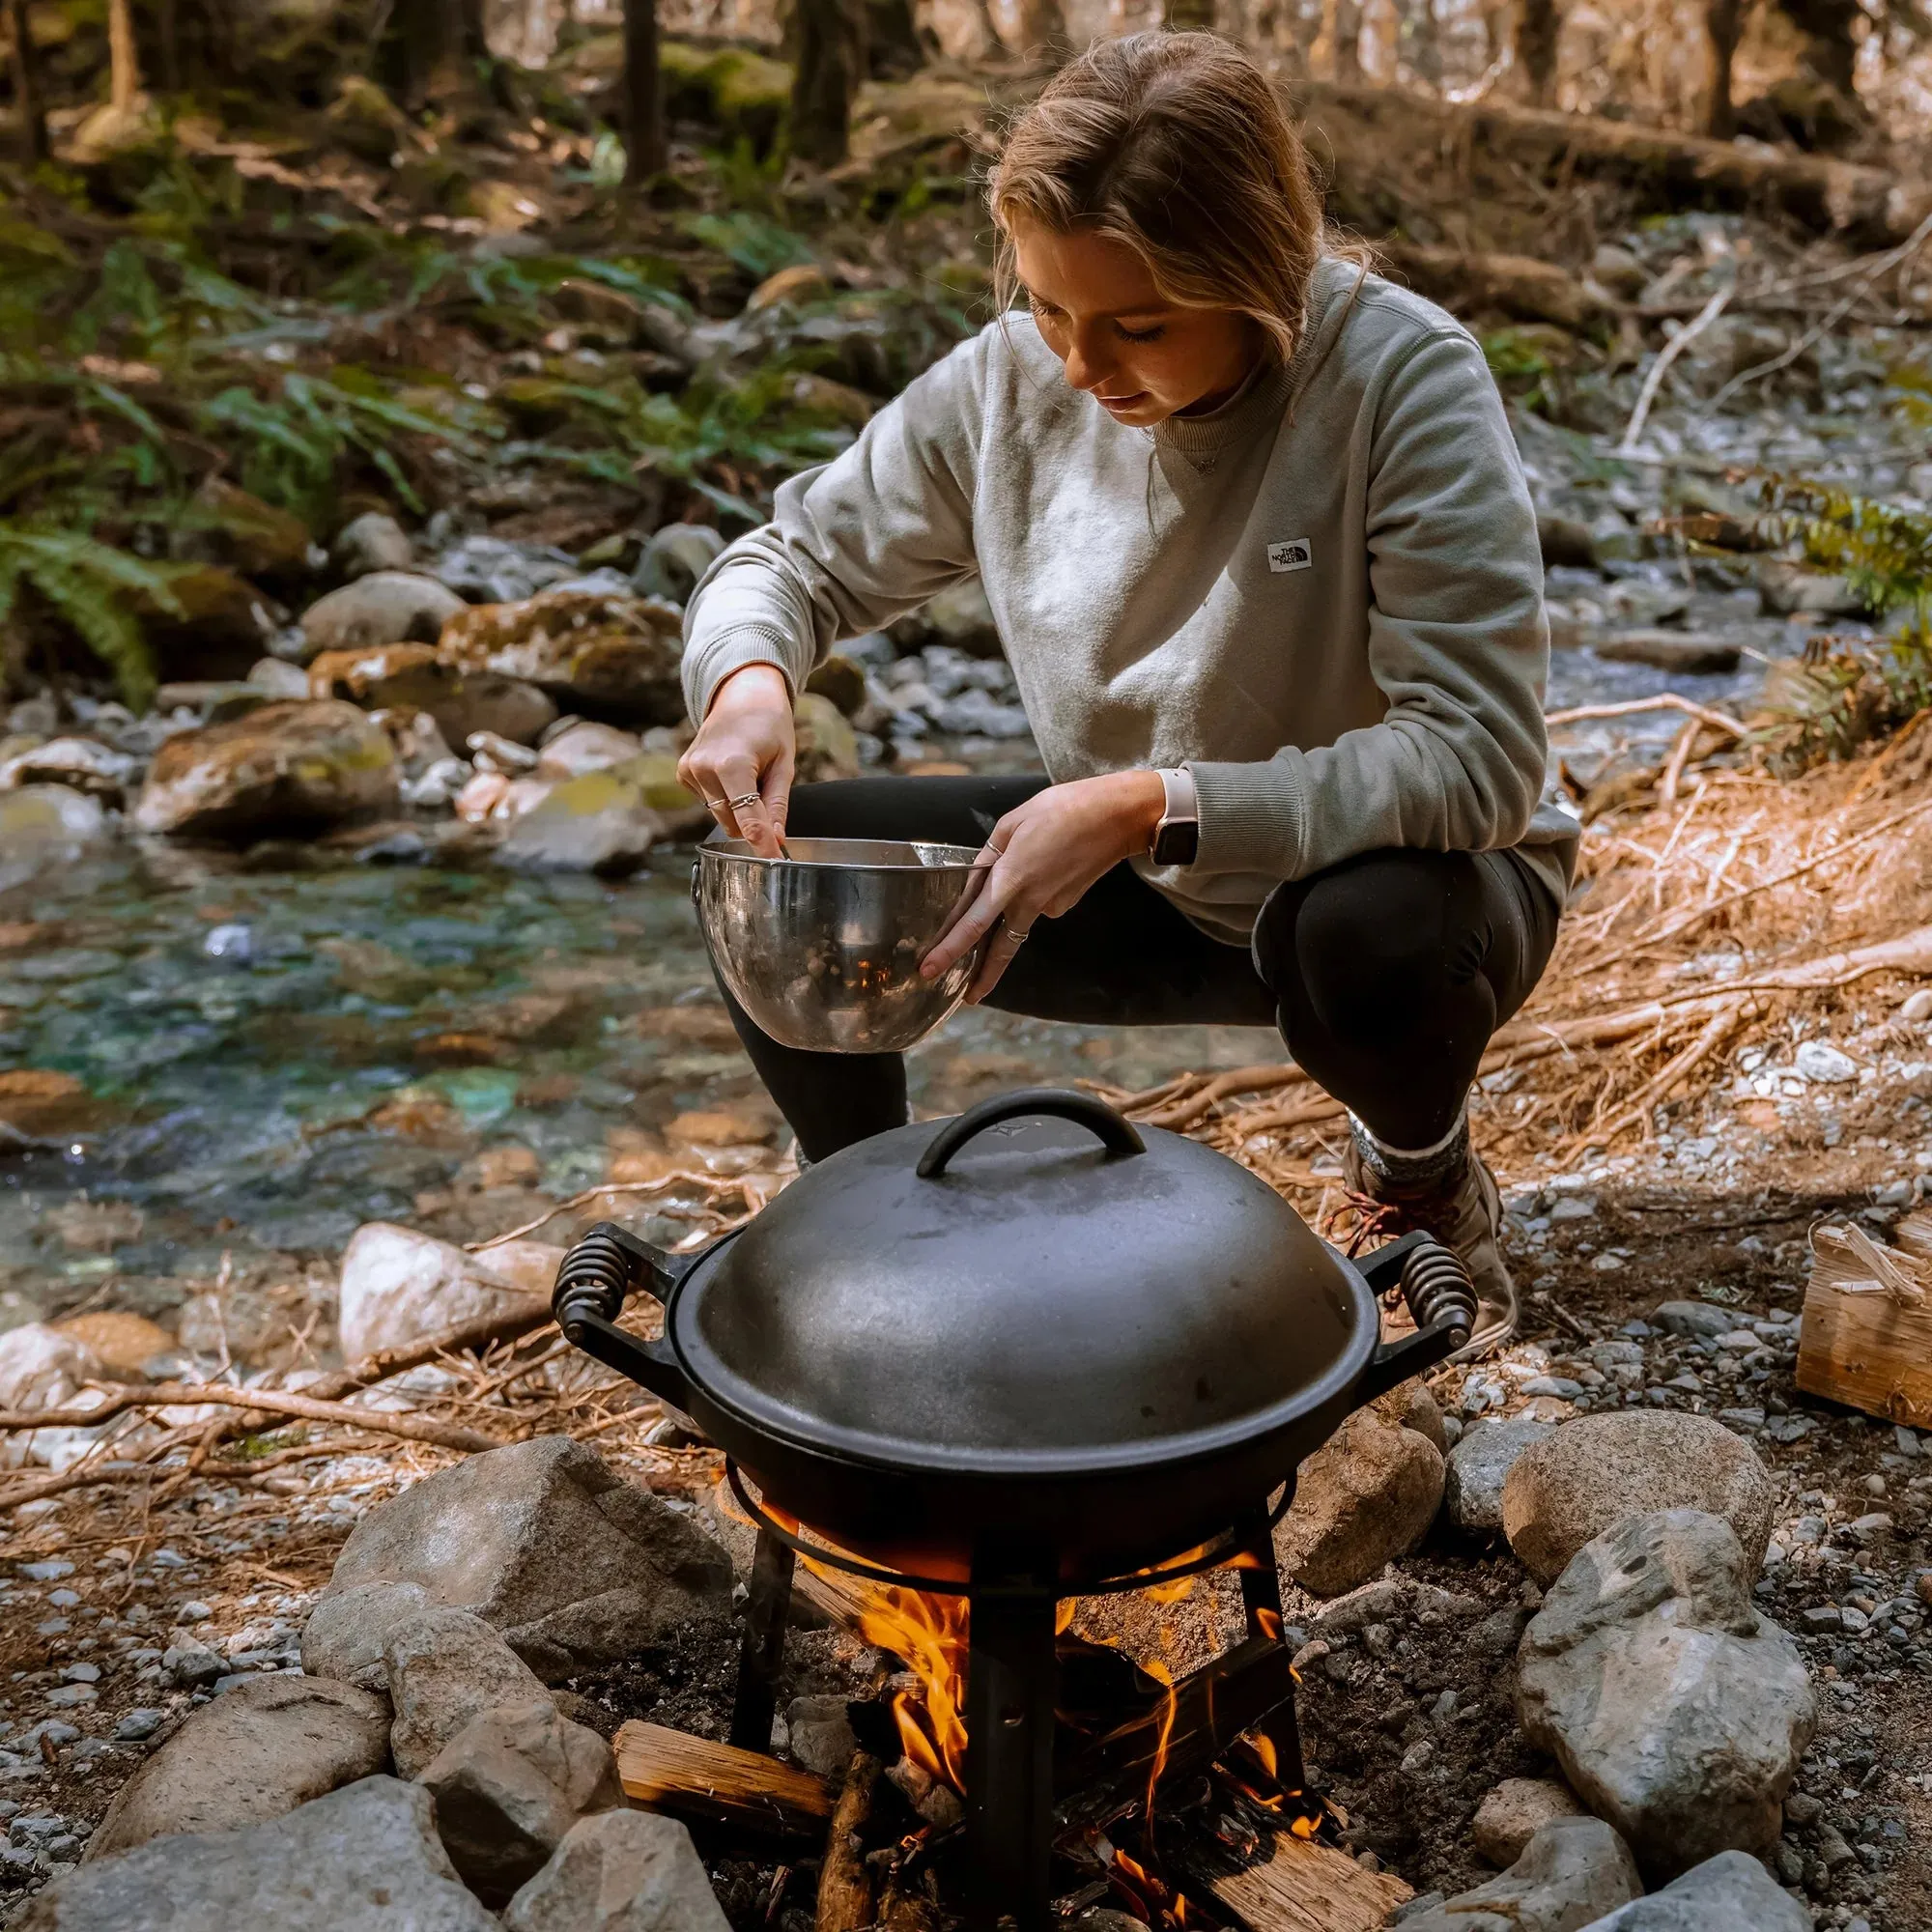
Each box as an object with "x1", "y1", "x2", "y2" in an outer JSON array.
[{"x1": 676, "y1": 30, "x2": 1578, "y2": 1355}]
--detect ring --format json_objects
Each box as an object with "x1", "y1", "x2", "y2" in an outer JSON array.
[
  {"x1": 997, "y1": 921, "x2": 1032, "y2": 945},
  {"x1": 726, "y1": 792, "x2": 762, "y2": 810},
  {"x1": 702, "y1": 798, "x2": 728, "y2": 810}
]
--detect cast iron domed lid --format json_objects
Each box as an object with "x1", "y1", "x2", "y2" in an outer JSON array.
[{"x1": 668, "y1": 1091, "x2": 1378, "y2": 1474}]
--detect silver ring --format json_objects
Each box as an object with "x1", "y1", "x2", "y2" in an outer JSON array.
[
  {"x1": 726, "y1": 792, "x2": 761, "y2": 810},
  {"x1": 998, "y1": 921, "x2": 1032, "y2": 945},
  {"x1": 702, "y1": 797, "x2": 728, "y2": 810}
]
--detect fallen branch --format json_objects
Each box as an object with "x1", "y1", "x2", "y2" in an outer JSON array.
[
  {"x1": 1569, "y1": 1006, "x2": 1748, "y2": 1151},
  {"x1": 1618, "y1": 285, "x2": 1731, "y2": 454},
  {"x1": 816, "y1": 1751, "x2": 881, "y2": 1932},
  {"x1": 0, "y1": 1383, "x2": 504, "y2": 1454},
  {"x1": 1546, "y1": 696, "x2": 1747, "y2": 737},
  {"x1": 1136, "y1": 1063, "x2": 1314, "y2": 1128},
  {"x1": 468, "y1": 1174, "x2": 767, "y2": 1249}
]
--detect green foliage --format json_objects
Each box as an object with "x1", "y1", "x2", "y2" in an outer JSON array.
[
  {"x1": 1761, "y1": 478, "x2": 1932, "y2": 640},
  {"x1": 677, "y1": 210, "x2": 814, "y2": 280},
  {"x1": 0, "y1": 525, "x2": 178, "y2": 708}
]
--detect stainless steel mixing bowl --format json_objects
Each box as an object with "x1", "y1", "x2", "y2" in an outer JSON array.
[{"x1": 695, "y1": 838, "x2": 992, "y2": 1053}]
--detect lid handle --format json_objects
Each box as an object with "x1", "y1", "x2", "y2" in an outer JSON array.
[{"x1": 916, "y1": 1088, "x2": 1147, "y2": 1179}]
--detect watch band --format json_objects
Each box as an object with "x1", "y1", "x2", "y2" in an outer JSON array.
[{"x1": 1150, "y1": 766, "x2": 1199, "y2": 867}]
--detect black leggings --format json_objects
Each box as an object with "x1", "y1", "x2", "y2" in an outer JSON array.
[{"x1": 722, "y1": 777, "x2": 1559, "y2": 1161}]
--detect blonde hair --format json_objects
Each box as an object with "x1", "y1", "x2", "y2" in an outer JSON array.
[{"x1": 988, "y1": 32, "x2": 1350, "y2": 365}]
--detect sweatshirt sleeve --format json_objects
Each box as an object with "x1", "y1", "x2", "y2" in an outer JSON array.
[
  {"x1": 679, "y1": 328, "x2": 990, "y2": 723},
  {"x1": 1187, "y1": 329, "x2": 1549, "y2": 882}
]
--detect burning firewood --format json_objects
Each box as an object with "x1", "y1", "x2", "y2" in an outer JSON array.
[
  {"x1": 611, "y1": 1720, "x2": 831, "y2": 1837},
  {"x1": 814, "y1": 1749, "x2": 881, "y2": 1932}
]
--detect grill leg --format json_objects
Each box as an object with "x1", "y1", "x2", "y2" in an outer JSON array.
[
  {"x1": 1235, "y1": 1496, "x2": 1308, "y2": 1796},
  {"x1": 965, "y1": 1569, "x2": 1059, "y2": 1932},
  {"x1": 728, "y1": 1526, "x2": 795, "y2": 1751}
]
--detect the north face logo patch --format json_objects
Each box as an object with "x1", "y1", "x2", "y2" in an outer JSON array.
[{"x1": 1267, "y1": 537, "x2": 1313, "y2": 573}]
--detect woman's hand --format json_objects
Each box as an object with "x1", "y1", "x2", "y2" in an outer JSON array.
[
  {"x1": 677, "y1": 665, "x2": 795, "y2": 857},
  {"x1": 922, "y1": 772, "x2": 1166, "y2": 1003}
]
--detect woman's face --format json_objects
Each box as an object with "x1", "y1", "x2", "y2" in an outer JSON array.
[{"x1": 1009, "y1": 218, "x2": 1261, "y2": 428}]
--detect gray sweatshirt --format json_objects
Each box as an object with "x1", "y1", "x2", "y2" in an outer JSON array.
[{"x1": 682, "y1": 257, "x2": 1579, "y2": 942}]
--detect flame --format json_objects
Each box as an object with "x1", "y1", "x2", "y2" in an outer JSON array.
[
  {"x1": 1255, "y1": 1605, "x2": 1282, "y2": 1642},
  {"x1": 849, "y1": 1583, "x2": 972, "y2": 1792}
]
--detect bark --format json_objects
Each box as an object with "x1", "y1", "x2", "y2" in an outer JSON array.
[
  {"x1": 4, "y1": 0, "x2": 45, "y2": 163},
  {"x1": 108, "y1": 0, "x2": 142, "y2": 111},
  {"x1": 397, "y1": 0, "x2": 487, "y2": 110},
  {"x1": 1330, "y1": 0, "x2": 1363, "y2": 81},
  {"x1": 621, "y1": 0, "x2": 664, "y2": 183},
  {"x1": 1776, "y1": 0, "x2": 1861, "y2": 95},
  {"x1": 1704, "y1": 0, "x2": 1744, "y2": 139},
  {"x1": 1011, "y1": 0, "x2": 1066, "y2": 61},
  {"x1": 1517, "y1": 0, "x2": 1560, "y2": 105},
  {"x1": 789, "y1": 0, "x2": 867, "y2": 166}
]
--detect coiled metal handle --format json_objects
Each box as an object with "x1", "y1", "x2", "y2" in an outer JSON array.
[
  {"x1": 552, "y1": 1226, "x2": 637, "y2": 1340},
  {"x1": 1399, "y1": 1237, "x2": 1477, "y2": 1349}
]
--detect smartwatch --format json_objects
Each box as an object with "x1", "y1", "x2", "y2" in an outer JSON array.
[{"x1": 1150, "y1": 767, "x2": 1199, "y2": 867}]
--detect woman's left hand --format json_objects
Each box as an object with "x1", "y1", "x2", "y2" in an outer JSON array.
[{"x1": 921, "y1": 771, "x2": 1167, "y2": 1003}]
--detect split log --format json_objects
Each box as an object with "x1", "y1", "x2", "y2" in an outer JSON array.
[
  {"x1": 1204, "y1": 1825, "x2": 1412, "y2": 1932},
  {"x1": 1292, "y1": 79, "x2": 1932, "y2": 246},
  {"x1": 1796, "y1": 1212, "x2": 1932, "y2": 1427},
  {"x1": 815, "y1": 1750, "x2": 880, "y2": 1932},
  {"x1": 1380, "y1": 242, "x2": 1610, "y2": 329},
  {"x1": 612, "y1": 1720, "x2": 832, "y2": 1837}
]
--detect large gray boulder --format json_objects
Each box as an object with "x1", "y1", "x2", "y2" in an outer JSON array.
[
  {"x1": 495, "y1": 770, "x2": 661, "y2": 875},
  {"x1": 298, "y1": 571, "x2": 464, "y2": 660},
  {"x1": 503, "y1": 1809, "x2": 732, "y2": 1932},
  {"x1": 1273, "y1": 1407, "x2": 1444, "y2": 1597},
  {"x1": 385, "y1": 1605, "x2": 550, "y2": 1777},
  {"x1": 1577, "y1": 1849, "x2": 1809, "y2": 1930},
  {"x1": 417, "y1": 1698, "x2": 622, "y2": 1903},
  {"x1": 631, "y1": 523, "x2": 724, "y2": 606},
  {"x1": 1472, "y1": 1776, "x2": 1587, "y2": 1866},
  {"x1": 1395, "y1": 1817, "x2": 1641, "y2": 1932},
  {"x1": 1447, "y1": 1418, "x2": 1557, "y2": 1534},
  {"x1": 18, "y1": 1777, "x2": 496, "y2": 1932},
  {"x1": 334, "y1": 1221, "x2": 552, "y2": 1364},
  {"x1": 85, "y1": 1676, "x2": 389, "y2": 1861},
  {"x1": 301, "y1": 1579, "x2": 432, "y2": 1690},
  {"x1": 1501, "y1": 1412, "x2": 1775, "y2": 1586},
  {"x1": 318, "y1": 1435, "x2": 735, "y2": 1680},
  {"x1": 1517, "y1": 1510, "x2": 1815, "y2": 1883},
  {"x1": 332, "y1": 513, "x2": 415, "y2": 579}
]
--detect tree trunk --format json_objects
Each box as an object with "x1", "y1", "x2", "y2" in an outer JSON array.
[
  {"x1": 108, "y1": 0, "x2": 142, "y2": 111},
  {"x1": 1331, "y1": 0, "x2": 1363, "y2": 82},
  {"x1": 1517, "y1": 0, "x2": 1560, "y2": 105},
  {"x1": 397, "y1": 0, "x2": 487, "y2": 110},
  {"x1": 1011, "y1": 0, "x2": 1065, "y2": 62},
  {"x1": 789, "y1": 0, "x2": 866, "y2": 166},
  {"x1": 1775, "y1": 0, "x2": 1860, "y2": 95},
  {"x1": 4, "y1": 0, "x2": 44, "y2": 161},
  {"x1": 1704, "y1": 0, "x2": 1743, "y2": 138},
  {"x1": 622, "y1": 0, "x2": 663, "y2": 182},
  {"x1": 1164, "y1": 0, "x2": 1215, "y2": 30}
]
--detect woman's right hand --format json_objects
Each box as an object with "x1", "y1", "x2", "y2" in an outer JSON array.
[{"x1": 677, "y1": 664, "x2": 796, "y2": 857}]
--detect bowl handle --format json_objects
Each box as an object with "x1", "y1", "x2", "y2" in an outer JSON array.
[{"x1": 916, "y1": 1087, "x2": 1147, "y2": 1179}]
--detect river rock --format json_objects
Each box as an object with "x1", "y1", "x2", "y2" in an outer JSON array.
[
  {"x1": 0, "y1": 736, "x2": 137, "y2": 802},
  {"x1": 1501, "y1": 1412, "x2": 1774, "y2": 1586},
  {"x1": 418, "y1": 1698, "x2": 621, "y2": 1902},
  {"x1": 0, "y1": 785, "x2": 111, "y2": 893},
  {"x1": 133, "y1": 700, "x2": 398, "y2": 838},
  {"x1": 1756, "y1": 559, "x2": 1864, "y2": 617},
  {"x1": 1274, "y1": 1407, "x2": 1445, "y2": 1597},
  {"x1": 792, "y1": 689, "x2": 862, "y2": 785},
  {"x1": 1517, "y1": 1509, "x2": 1815, "y2": 1881},
  {"x1": 433, "y1": 534, "x2": 580, "y2": 606},
  {"x1": 1448, "y1": 1418, "x2": 1558, "y2": 1533},
  {"x1": 1577, "y1": 1848, "x2": 1808, "y2": 1930},
  {"x1": 301, "y1": 1579, "x2": 433, "y2": 1690},
  {"x1": 298, "y1": 572, "x2": 465, "y2": 661},
  {"x1": 310, "y1": 645, "x2": 557, "y2": 751},
  {"x1": 333, "y1": 512, "x2": 415, "y2": 579},
  {"x1": 194, "y1": 478, "x2": 313, "y2": 582},
  {"x1": 496, "y1": 769, "x2": 662, "y2": 875},
  {"x1": 503, "y1": 1809, "x2": 732, "y2": 1932},
  {"x1": 889, "y1": 576, "x2": 1001, "y2": 657},
  {"x1": 385, "y1": 1606, "x2": 551, "y2": 1776},
  {"x1": 85, "y1": 1676, "x2": 389, "y2": 1859},
  {"x1": 319, "y1": 1434, "x2": 736, "y2": 1679},
  {"x1": 439, "y1": 588, "x2": 685, "y2": 724},
  {"x1": 1396, "y1": 1818, "x2": 1641, "y2": 1932},
  {"x1": 335, "y1": 1222, "x2": 548, "y2": 1363},
  {"x1": 1473, "y1": 1776, "x2": 1587, "y2": 1865},
  {"x1": 1650, "y1": 1300, "x2": 1736, "y2": 1338},
  {"x1": 534, "y1": 721, "x2": 643, "y2": 780},
  {"x1": 632, "y1": 522, "x2": 724, "y2": 605},
  {"x1": 18, "y1": 1777, "x2": 496, "y2": 1932}
]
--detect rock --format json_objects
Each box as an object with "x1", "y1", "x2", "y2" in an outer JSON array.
[
  {"x1": 1517, "y1": 1509, "x2": 1815, "y2": 1882},
  {"x1": 433, "y1": 535, "x2": 581, "y2": 606},
  {"x1": 439, "y1": 588, "x2": 685, "y2": 725},
  {"x1": 503, "y1": 1808, "x2": 732, "y2": 1932},
  {"x1": 1501, "y1": 1412, "x2": 1775, "y2": 1586},
  {"x1": 784, "y1": 1694, "x2": 861, "y2": 1779},
  {"x1": 0, "y1": 736, "x2": 137, "y2": 802},
  {"x1": 0, "y1": 786, "x2": 111, "y2": 894},
  {"x1": 418, "y1": 1699, "x2": 621, "y2": 1902},
  {"x1": 84, "y1": 1676, "x2": 389, "y2": 1860},
  {"x1": 248, "y1": 657, "x2": 313, "y2": 698},
  {"x1": 333, "y1": 513, "x2": 415, "y2": 579},
  {"x1": 386, "y1": 1606, "x2": 552, "y2": 1777},
  {"x1": 18, "y1": 1777, "x2": 496, "y2": 1932},
  {"x1": 889, "y1": 576, "x2": 1001, "y2": 657},
  {"x1": 1473, "y1": 1776, "x2": 1587, "y2": 1865},
  {"x1": 1757, "y1": 559, "x2": 1865, "y2": 618},
  {"x1": 535, "y1": 721, "x2": 643, "y2": 780},
  {"x1": 54, "y1": 1312, "x2": 174, "y2": 1378},
  {"x1": 1650, "y1": 1301, "x2": 1735, "y2": 1338},
  {"x1": 792, "y1": 690, "x2": 861, "y2": 784},
  {"x1": 319, "y1": 1435, "x2": 736, "y2": 1679},
  {"x1": 301, "y1": 1579, "x2": 433, "y2": 1690},
  {"x1": 1274, "y1": 1408, "x2": 1445, "y2": 1597},
  {"x1": 1396, "y1": 1818, "x2": 1640, "y2": 1932},
  {"x1": 1592, "y1": 632, "x2": 1742, "y2": 675},
  {"x1": 1793, "y1": 1039, "x2": 1858, "y2": 1084},
  {"x1": 298, "y1": 573, "x2": 465, "y2": 662},
  {"x1": 310, "y1": 645, "x2": 557, "y2": 751},
  {"x1": 804, "y1": 653, "x2": 868, "y2": 720},
  {"x1": 0, "y1": 1324, "x2": 102, "y2": 1414},
  {"x1": 1577, "y1": 1848, "x2": 1809, "y2": 1930},
  {"x1": 133, "y1": 700, "x2": 398, "y2": 839},
  {"x1": 335, "y1": 1222, "x2": 547, "y2": 1364},
  {"x1": 631, "y1": 523, "x2": 724, "y2": 605},
  {"x1": 496, "y1": 770, "x2": 662, "y2": 875},
  {"x1": 1448, "y1": 1418, "x2": 1558, "y2": 1533}
]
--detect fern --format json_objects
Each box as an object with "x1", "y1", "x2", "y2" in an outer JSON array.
[{"x1": 0, "y1": 526, "x2": 181, "y2": 709}]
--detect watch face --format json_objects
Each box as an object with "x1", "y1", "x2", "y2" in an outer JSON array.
[{"x1": 1152, "y1": 819, "x2": 1198, "y2": 867}]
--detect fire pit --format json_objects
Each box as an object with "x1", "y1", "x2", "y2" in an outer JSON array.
[{"x1": 554, "y1": 1089, "x2": 1475, "y2": 1927}]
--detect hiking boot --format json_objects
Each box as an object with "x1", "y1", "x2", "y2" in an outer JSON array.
[{"x1": 1339, "y1": 1112, "x2": 1517, "y2": 1362}]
